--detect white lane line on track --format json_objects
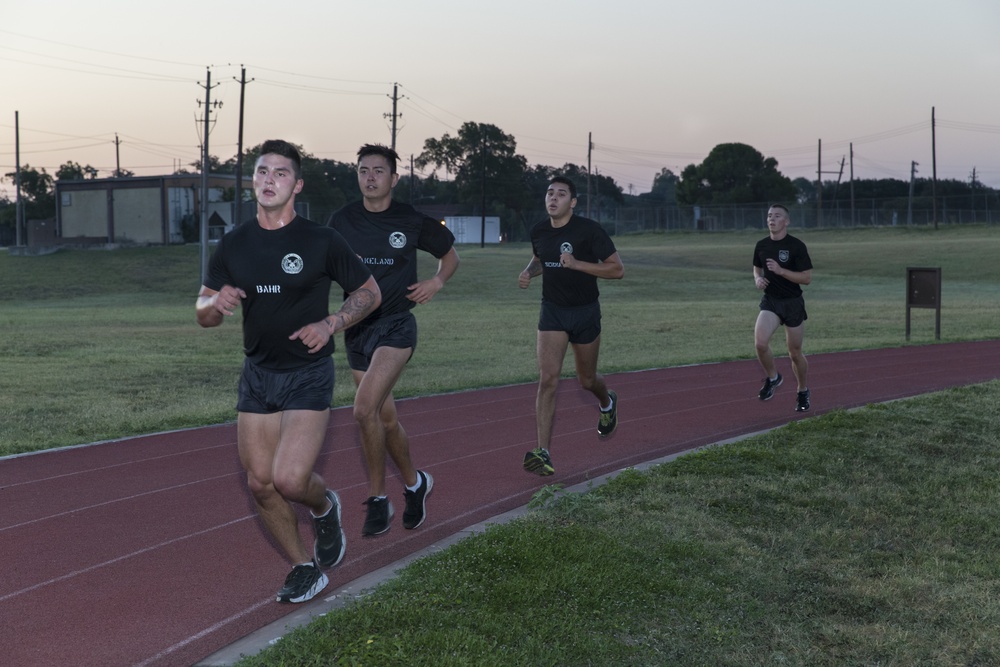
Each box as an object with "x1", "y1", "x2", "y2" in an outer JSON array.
[
  {"x1": 0, "y1": 440, "x2": 237, "y2": 489},
  {"x1": 0, "y1": 471, "x2": 240, "y2": 533},
  {"x1": 0, "y1": 516, "x2": 254, "y2": 603},
  {"x1": 133, "y1": 597, "x2": 274, "y2": 667}
]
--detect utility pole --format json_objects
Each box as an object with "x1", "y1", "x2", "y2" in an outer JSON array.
[
  {"x1": 908, "y1": 161, "x2": 919, "y2": 225},
  {"x1": 114, "y1": 133, "x2": 122, "y2": 177},
  {"x1": 384, "y1": 83, "x2": 402, "y2": 151},
  {"x1": 833, "y1": 156, "x2": 845, "y2": 199},
  {"x1": 15, "y1": 110, "x2": 23, "y2": 247},
  {"x1": 849, "y1": 143, "x2": 855, "y2": 226},
  {"x1": 409, "y1": 154, "x2": 415, "y2": 203},
  {"x1": 233, "y1": 66, "x2": 254, "y2": 227},
  {"x1": 816, "y1": 139, "x2": 823, "y2": 227},
  {"x1": 198, "y1": 68, "x2": 222, "y2": 284},
  {"x1": 931, "y1": 106, "x2": 938, "y2": 230},
  {"x1": 480, "y1": 125, "x2": 486, "y2": 248},
  {"x1": 971, "y1": 167, "x2": 978, "y2": 221},
  {"x1": 586, "y1": 132, "x2": 593, "y2": 218},
  {"x1": 815, "y1": 139, "x2": 841, "y2": 227}
]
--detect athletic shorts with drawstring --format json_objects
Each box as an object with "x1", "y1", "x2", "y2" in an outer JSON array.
[
  {"x1": 236, "y1": 356, "x2": 334, "y2": 413},
  {"x1": 538, "y1": 301, "x2": 602, "y2": 345},
  {"x1": 759, "y1": 294, "x2": 808, "y2": 328},
  {"x1": 344, "y1": 311, "x2": 418, "y2": 372}
]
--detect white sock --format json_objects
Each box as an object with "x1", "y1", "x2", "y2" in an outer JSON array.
[{"x1": 311, "y1": 495, "x2": 333, "y2": 518}]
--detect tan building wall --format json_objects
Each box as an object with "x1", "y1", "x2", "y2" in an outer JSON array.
[
  {"x1": 55, "y1": 174, "x2": 243, "y2": 245},
  {"x1": 60, "y1": 190, "x2": 108, "y2": 238},
  {"x1": 112, "y1": 187, "x2": 162, "y2": 244}
]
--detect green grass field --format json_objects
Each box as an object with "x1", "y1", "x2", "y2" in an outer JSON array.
[{"x1": 1, "y1": 225, "x2": 997, "y2": 455}]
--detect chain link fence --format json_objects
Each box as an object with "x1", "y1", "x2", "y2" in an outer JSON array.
[{"x1": 601, "y1": 194, "x2": 1000, "y2": 235}]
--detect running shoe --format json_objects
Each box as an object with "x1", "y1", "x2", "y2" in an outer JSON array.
[
  {"x1": 597, "y1": 390, "x2": 619, "y2": 437},
  {"x1": 362, "y1": 496, "x2": 393, "y2": 537},
  {"x1": 402, "y1": 470, "x2": 434, "y2": 530},
  {"x1": 758, "y1": 373, "x2": 783, "y2": 400},
  {"x1": 523, "y1": 447, "x2": 554, "y2": 476},
  {"x1": 276, "y1": 561, "x2": 328, "y2": 604},
  {"x1": 312, "y1": 489, "x2": 346, "y2": 568},
  {"x1": 796, "y1": 389, "x2": 811, "y2": 412}
]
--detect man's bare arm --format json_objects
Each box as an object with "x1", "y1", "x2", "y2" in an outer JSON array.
[{"x1": 327, "y1": 275, "x2": 382, "y2": 334}]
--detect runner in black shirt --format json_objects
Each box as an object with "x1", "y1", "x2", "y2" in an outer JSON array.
[
  {"x1": 329, "y1": 144, "x2": 458, "y2": 537},
  {"x1": 752, "y1": 203, "x2": 813, "y2": 411},
  {"x1": 196, "y1": 140, "x2": 381, "y2": 604},
  {"x1": 518, "y1": 176, "x2": 624, "y2": 476}
]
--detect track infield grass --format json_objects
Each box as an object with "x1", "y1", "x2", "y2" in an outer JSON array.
[{"x1": 2, "y1": 224, "x2": 997, "y2": 455}]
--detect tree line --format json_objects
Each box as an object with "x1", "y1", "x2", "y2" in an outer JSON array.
[{"x1": 3, "y1": 122, "x2": 996, "y2": 243}]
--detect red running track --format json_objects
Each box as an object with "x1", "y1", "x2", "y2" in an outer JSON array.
[{"x1": 2, "y1": 341, "x2": 999, "y2": 667}]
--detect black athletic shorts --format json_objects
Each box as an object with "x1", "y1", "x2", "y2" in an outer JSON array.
[
  {"x1": 236, "y1": 356, "x2": 334, "y2": 413},
  {"x1": 759, "y1": 294, "x2": 808, "y2": 328},
  {"x1": 344, "y1": 311, "x2": 417, "y2": 372},
  {"x1": 538, "y1": 301, "x2": 602, "y2": 345}
]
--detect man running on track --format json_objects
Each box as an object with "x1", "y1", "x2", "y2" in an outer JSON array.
[
  {"x1": 518, "y1": 175, "x2": 624, "y2": 476},
  {"x1": 329, "y1": 143, "x2": 459, "y2": 537},
  {"x1": 196, "y1": 139, "x2": 381, "y2": 603},
  {"x1": 753, "y1": 203, "x2": 813, "y2": 412}
]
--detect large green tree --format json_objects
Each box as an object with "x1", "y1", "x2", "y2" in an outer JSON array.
[
  {"x1": 637, "y1": 167, "x2": 678, "y2": 206},
  {"x1": 676, "y1": 143, "x2": 797, "y2": 206},
  {"x1": 56, "y1": 161, "x2": 99, "y2": 181},
  {"x1": 416, "y1": 122, "x2": 530, "y2": 238},
  {"x1": 3, "y1": 165, "x2": 55, "y2": 220}
]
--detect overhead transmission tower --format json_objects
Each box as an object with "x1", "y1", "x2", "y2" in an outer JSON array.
[
  {"x1": 385, "y1": 83, "x2": 404, "y2": 151},
  {"x1": 197, "y1": 67, "x2": 222, "y2": 284},
  {"x1": 233, "y1": 66, "x2": 254, "y2": 227}
]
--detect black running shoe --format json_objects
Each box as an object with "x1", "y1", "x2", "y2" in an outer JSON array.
[
  {"x1": 313, "y1": 489, "x2": 345, "y2": 568},
  {"x1": 276, "y1": 561, "x2": 328, "y2": 604},
  {"x1": 362, "y1": 496, "x2": 393, "y2": 537},
  {"x1": 597, "y1": 390, "x2": 618, "y2": 437},
  {"x1": 758, "y1": 373, "x2": 783, "y2": 400},
  {"x1": 402, "y1": 470, "x2": 434, "y2": 530},
  {"x1": 796, "y1": 389, "x2": 811, "y2": 412},
  {"x1": 523, "y1": 447, "x2": 554, "y2": 476}
]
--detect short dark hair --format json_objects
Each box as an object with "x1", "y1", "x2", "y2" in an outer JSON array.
[
  {"x1": 768, "y1": 203, "x2": 789, "y2": 214},
  {"x1": 548, "y1": 175, "x2": 577, "y2": 199},
  {"x1": 357, "y1": 143, "x2": 400, "y2": 174},
  {"x1": 258, "y1": 139, "x2": 302, "y2": 179}
]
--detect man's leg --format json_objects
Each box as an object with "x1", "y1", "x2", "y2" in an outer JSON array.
[
  {"x1": 238, "y1": 409, "x2": 330, "y2": 565},
  {"x1": 352, "y1": 346, "x2": 413, "y2": 498},
  {"x1": 785, "y1": 324, "x2": 808, "y2": 391},
  {"x1": 570, "y1": 335, "x2": 610, "y2": 406},
  {"x1": 535, "y1": 330, "x2": 570, "y2": 451},
  {"x1": 754, "y1": 310, "x2": 781, "y2": 378}
]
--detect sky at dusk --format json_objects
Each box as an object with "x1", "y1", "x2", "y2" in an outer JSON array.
[{"x1": 3, "y1": 0, "x2": 999, "y2": 200}]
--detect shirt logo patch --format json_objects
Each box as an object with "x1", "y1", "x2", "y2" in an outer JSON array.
[
  {"x1": 560, "y1": 242, "x2": 573, "y2": 254},
  {"x1": 390, "y1": 232, "x2": 406, "y2": 249},
  {"x1": 778, "y1": 250, "x2": 789, "y2": 263},
  {"x1": 282, "y1": 253, "x2": 304, "y2": 274}
]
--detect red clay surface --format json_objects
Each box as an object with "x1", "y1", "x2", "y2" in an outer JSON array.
[{"x1": 2, "y1": 340, "x2": 999, "y2": 667}]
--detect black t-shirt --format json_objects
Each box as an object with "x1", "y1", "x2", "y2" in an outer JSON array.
[
  {"x1": 752, "y1": 233, "x2": 813, "y2": 299},
  {"x1": 328, "y1": 200, "x2": 455, "y2": 320},
  {"x1": 529, "y1": 214, "x2": 617, "y2": 308},
  {"x1": 205, "y1": 216, "x2": 372, "y2": 370}
]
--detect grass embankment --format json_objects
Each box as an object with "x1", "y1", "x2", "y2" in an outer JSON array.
[{"x1": 1, "y1": 225, "x2": 997, "y2": 455}]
